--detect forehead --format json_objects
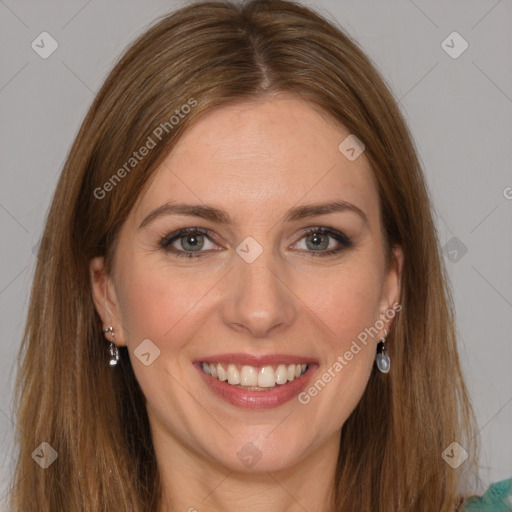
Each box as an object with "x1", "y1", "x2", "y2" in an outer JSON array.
[{"x1": 133, "y1": 95, "x2": 379, "y2": 226}]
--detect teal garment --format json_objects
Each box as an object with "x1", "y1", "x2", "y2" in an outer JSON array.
[{"x1": 462, "y1": 478, "x2": 512, "y2": 511}]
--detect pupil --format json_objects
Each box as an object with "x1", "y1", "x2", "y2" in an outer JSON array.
[
  {"x1": 308, "y1": 232, "x2": 328, "y2": 251},
  {"x1": 182, "y1": 233, "x2": 203, "y2": 251}
]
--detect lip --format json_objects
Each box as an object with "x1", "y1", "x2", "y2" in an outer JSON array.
[
  {"x1": 194, "y1": 353, "x2": 317, "y2": 367},
  {"x1": 193, "y1": 354, "x2": 319, "y2": 409}
]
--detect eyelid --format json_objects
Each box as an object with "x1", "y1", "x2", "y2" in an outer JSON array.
[
  {"x1": 291, "y1": 226, "x2": 353, "y2": 256},
  {"x1": 297, "y1": 226, "x2": 352, "y2": 246},
  {"x1": 160, "y1": 225, "x2": 352, "y2": 258},
  {"x1": 161, "y1": 227, "x2": 218, "y2": 250}
]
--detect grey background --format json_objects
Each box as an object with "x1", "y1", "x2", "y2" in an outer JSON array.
[{"x1": 1, "y1": 0, "x2": 511, "y2": 506}]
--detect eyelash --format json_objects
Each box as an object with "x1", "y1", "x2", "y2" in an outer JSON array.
[{"x1": 160, "y1": 226, "x2": 353, "y2": 259}]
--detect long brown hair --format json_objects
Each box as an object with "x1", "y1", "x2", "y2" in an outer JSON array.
[{"x1": 10, "y1": 0, "x2": 479, "y2": 510}]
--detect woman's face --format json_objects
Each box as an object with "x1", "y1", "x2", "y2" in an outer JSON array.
[{"x1": 91, "y1": 94, "x2": 402, "y2": 474}]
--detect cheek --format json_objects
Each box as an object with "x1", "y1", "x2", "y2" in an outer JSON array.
[
  {"x1": 115, "y1": 255, "x2": 215, "y2": 349},
  {"x1": 306, "y1": 259, "x2": 384, "y2": 345},
  {"x1": 113, "y1": 258, "x2": 212, "y2": 406},
  {"x1": 297, "y1": 261, "x2": 384, "y2": 419}
]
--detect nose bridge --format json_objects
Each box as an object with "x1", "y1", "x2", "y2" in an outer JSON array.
[{"x1": 222, "y1": 235, "x2": 295, "y2": 337}]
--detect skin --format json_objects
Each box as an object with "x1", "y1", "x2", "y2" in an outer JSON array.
[{"x1": 90, "y1": 94, "x2": 403, "y2": 512}]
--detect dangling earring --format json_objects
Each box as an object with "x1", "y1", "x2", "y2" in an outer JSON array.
[
  {"x1": 103, "y1": 326, "x2": 119, "y2": 366},
  {"x1": 375, "y1": 328, "x2": 390, "y2": 373}
]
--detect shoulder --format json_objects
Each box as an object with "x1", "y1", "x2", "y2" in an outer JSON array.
[{"x1": 461, "y1": 478, "x2": 512, "y2": 511}]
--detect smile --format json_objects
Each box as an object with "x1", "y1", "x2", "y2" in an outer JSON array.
[
  {"x1": 194, "y1": 354, "x2": 318, "y2": 409},
  {"x1": 201, "y1": 362, "x2": 309, "y2": 389}
]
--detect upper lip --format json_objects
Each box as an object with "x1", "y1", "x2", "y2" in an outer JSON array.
[{"x1": 194, "y1": 353, "x2": 318, "y2": 366}]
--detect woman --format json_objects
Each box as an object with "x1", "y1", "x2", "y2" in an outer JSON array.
[{"x1": 9, "y1": 0, "x2": 511, "y2": 510}]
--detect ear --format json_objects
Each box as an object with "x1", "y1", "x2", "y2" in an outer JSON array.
[
  {"x1": 378, "y1": 245, "x2": 404, "y2": 335},
  {"x1": 90, "y1": 256, "x2": 127, "y2": 346}
]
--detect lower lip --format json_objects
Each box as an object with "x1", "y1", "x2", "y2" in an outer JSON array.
[{"x1": 194, "y1": 363, "x2": 318, "y2": 409}]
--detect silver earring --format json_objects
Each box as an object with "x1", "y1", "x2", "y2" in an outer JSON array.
[
  {"x1": 375, "y1": 328, "x2": 390, "y2": 373},
  {"x1": 103, "y1": 326, "x2": 119, "y2": 366}
]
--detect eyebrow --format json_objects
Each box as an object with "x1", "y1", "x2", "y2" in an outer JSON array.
[{"x1": 138, "y1": 199, "x2": 368, "y2": 229}]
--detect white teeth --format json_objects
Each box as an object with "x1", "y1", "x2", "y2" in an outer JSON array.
[
  {"x1": 258, "y1": 366, "x2": 275, "y2": 387},
  {"x1": 201, "y1": 362, "x2": 309, "y2": 388},
  {"x1": 275, "y1": 364, "x2": 288, "y2": 384},
  {"x1": 217, "y1": 363, "x2": 227, "y2": 381},
  {"x1": 227, "y1": 364, "x2": 240, "y2": 385},
  {"x1": 240, "y1": 365, "x2": 258, "y2": 386}
]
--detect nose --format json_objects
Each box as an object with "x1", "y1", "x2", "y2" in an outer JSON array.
[{"x1": 221, "y1": 245, "x2": 296, "y2": 339}]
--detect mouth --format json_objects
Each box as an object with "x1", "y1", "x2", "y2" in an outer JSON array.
[
  {"x1": 193, "y1": 354, "x2": 318, "y2": 409},
  {"x1": 200, "y1": 361, "x2": 309, "y2": 390}
]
